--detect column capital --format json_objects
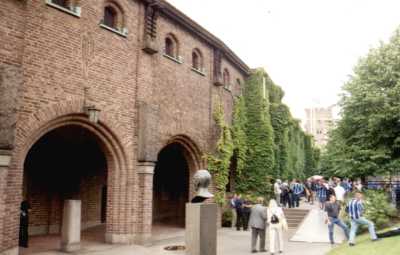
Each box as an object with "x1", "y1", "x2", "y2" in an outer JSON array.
[
  {"x1": 137, "y1": 161, "x2": 155, "y2": 175},
  {"x1": 0, "y1": 151, "x2": 12, "y2": 167}
]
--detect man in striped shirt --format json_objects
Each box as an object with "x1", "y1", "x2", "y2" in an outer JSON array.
[
  {"x1": 347, "y1": 192, "x2": 379, "y2": 246},
  {"x1": 291, "y1": 179, "x2": 304, "y2": 208}
]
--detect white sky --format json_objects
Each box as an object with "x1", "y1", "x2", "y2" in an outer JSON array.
[{"x1": 167, "y1": 0, "x2": 400, "y2": 122}]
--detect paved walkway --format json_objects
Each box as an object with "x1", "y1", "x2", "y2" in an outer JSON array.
[
  {"x1": 21, "y1": 202, "x2": 334, "y2": 255},
  {"x1": 291, "y1": 204, "x2": 346, "y2": 244}
]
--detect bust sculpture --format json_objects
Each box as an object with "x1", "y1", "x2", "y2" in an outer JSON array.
[{"x1": 191, "y1": 169, "x2": 214, "y2": 203}]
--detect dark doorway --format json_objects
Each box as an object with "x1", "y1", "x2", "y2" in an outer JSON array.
[
  {"x1": 22, "y1": 125, "x2": 108, "y2": 240},
  {"x1": 153, "y1": 143, "x2": 190, "y2": 228}
]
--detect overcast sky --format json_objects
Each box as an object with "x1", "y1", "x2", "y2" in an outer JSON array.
[{"x1": 167, "y1": 0, "x2": 400, "y2": 122}]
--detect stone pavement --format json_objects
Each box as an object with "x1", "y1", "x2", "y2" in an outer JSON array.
[
  {"x1": 21, "y1": 201, "x2": 334, "y2": 255},
  {"x1": 22, "y1": 228, "x2": 332, "y2": 255}
]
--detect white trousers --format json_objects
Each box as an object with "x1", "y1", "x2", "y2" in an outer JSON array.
[
  {"x1": 269, "y1": 223, "x2": 284, "y2": 253},
  {"x1": 231, "y1": 208, "x2": 237, "y2": 229}
]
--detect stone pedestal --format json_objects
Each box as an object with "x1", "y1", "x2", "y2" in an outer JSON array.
[
  {"x1": 60, "y1": 200, "x2": 81, "y2": 252},
  {"x1": 185, "y1": 203, "x2": 217, "y2": 255}
]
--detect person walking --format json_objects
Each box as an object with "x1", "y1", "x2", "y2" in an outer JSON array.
[
  {"x1": 249, "y1": 197, "x2": 268, "y2": 253},
  {"x1": 291, "y1": 179, "x2": 304, "y2": 208},
  {"x1": 274, "y1": 179, "x2": 282, "y2": 206},
  {"x1": 317, "y1": 180, "x2": 328, "y2": 210},
  {"x1": 235, "y1": 194, "x2": 244, "y2": 231},
  {"x1": 347, "y1": 192, "x2": 379, "y2": 246},
  {"x1": 333, "y1": 179, "x2": 346, "y2": 204},
  {"x1": 324, "y1": 195, "x2": 349, "y2": 245},
  {"x1": 280, "y1": 181, "x2": 290, "y2": 208},
  {"x1": 242, "y1": 196, "x2": 252, "y2": 231},
  {"x1": 267, "y1": 199, "x2": 287, "y2": 255},
  {"x1": 230, "y1": 194, "x2": 238, "y2": 229}
]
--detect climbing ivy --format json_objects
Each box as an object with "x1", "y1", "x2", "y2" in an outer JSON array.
[
  {"x1": 231, "y1": 96, "x2": 248, "y2": 177},
  {"x1": 236, "y1": 68, "x2": 275, "y2": 197},
  {"x1": 206, "y1": 99, "x2": 234, "y2": 205}
]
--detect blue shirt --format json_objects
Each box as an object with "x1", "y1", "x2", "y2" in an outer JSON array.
[
  {"x1": 347, "y1": 199, "x2": 364, "y2": 220},
  {"x1": 316, "y1": 184, "x2": 327, "y2": 198},
  {"x1": 292, "y1": 183, "x2": 304, "y2": 195}
]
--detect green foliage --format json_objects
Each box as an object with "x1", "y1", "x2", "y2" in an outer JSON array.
[
  {"x1": 236, "y1": 68, "x2": 275, "y2": 196},
  {"x1": 363, "y1": 190, "x2": 397, "y2": 228},
  {"x1": 321, "y1": 28, "x2": 400, "y2": 178},
  {"x1": 206, "y1": 99, "x2": 234, "y2": 205},
  {"x1": 231, "y1": 96, "x2": 248, "y2": 177}
]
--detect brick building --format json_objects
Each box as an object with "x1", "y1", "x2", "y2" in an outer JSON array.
[{"x1": 0, "y1": 0, "x2": 249, "y2": 253}]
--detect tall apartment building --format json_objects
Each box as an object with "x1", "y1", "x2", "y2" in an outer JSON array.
[{"x1": 304, "y1": 106, "x2": 334, "y2": 148}]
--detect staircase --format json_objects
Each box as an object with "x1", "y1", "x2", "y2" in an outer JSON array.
[{"x1": 283, "y1": 208, "x2": 309, "y2": 229}]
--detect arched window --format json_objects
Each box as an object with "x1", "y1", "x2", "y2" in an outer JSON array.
[
  {"x1": 101, "y1": 2, "x2": 126, "y2": 35},
  {"x1": 192, "y1": 48, "x2": 203, "y2": 72},
  {"x1": 104, "y1": 6, "x2": 117, "y2": 29},
  {"x1": 165, "y1": 37, "x2": 175, "y2": 57},
  {"x1": 223, "y1": 68, "x2": 230, "y2": 88},
  {"x1": 46, "y1": 0, "x2": 80, "y2": 17}
]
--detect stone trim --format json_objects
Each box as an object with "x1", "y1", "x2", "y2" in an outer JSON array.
[
  {"x1": 45, "y1": 0, "x2": 81, "y2": 18},
  {"x1": 163, "y1": 53, "x2": 183, "y2": 64},
  {"x1": 137, "y1": 162, "x2": 155, "y2": 174},
  {"x1": 191, "y1": 67, "x2": 206, "y2": 77},
  {"x1": 99, "y1": 23, "x2": 128, "y2": 37}
]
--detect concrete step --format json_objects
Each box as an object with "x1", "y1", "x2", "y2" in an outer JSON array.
[{"x1": 283, "y1": 208, "x2": 310, "y2": 229}]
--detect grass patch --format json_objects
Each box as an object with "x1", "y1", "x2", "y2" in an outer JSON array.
[{"x1": 328, "y1": 226, "x2": 400, "y2": 255}]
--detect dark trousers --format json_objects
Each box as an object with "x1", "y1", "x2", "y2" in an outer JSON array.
[
  {"x1": 281, "y1": 193, "x2": 289, "y2": 208},
  {"x1": 288, "y1": 193, "x2": 294, "y2": 208},
  {"x1": 293, "y1": 194, "x2": 300, "y2": 207},
  {"x1": 242, "y1": 211, "x2": 250, "y2": 230},
  {"x1": 236, "y1": 209, "x2": 244, "y2": 230},
  {"x1": 19, "y1": 223, "x2": 29, "y2": 248}
]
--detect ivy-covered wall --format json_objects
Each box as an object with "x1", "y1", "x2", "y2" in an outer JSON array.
[{"x1": 207, "y1": 68, "x2": 320, "y2": 202}]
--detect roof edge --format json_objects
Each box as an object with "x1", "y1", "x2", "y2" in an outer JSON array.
[{"x1": 143, "y1": 0, "x2": 250, "y2": 75}]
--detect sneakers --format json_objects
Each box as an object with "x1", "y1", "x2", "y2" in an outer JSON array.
[
  {"x1": 251, "y1": 250, "x2": 258, "y2": 253},
  {"x1": 349, "y1": 243, "x2": 355, "y2": 247},
  {"x1": 372, "y1": 238, "x2": 381, "y2": 242}
]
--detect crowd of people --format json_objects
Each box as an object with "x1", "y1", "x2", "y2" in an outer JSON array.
[{"x1": 229, "y1": 176, "x2": 400, "y2": 253}]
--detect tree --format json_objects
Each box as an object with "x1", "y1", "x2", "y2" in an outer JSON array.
[{"x1": 320, "y1": 28, "x2": 400, "y2": 178}]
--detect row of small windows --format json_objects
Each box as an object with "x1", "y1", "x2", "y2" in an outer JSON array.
[
  {"x1": 164, "y1": 35, "x2": 239, "y2": 89},
  {"x1": 47, "y1": 0, "x2": 126, "y2": 35},
  {"x1": 47, "y1": 0, "x2": 241, "y2": 89}
]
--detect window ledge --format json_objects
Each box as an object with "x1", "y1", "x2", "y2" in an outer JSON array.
[
  {"x1": 163, "y1": 54, "x2": 183, "y2": 64},
  {"x1": 223, "y1": 85, "x2": 232, "y2": 92},
  {"x1": 191, "y1": 67, "x2": 206, "y2": 76},
  {"x1": 45, "y1": 0, "x2": 81, "y2": 18},
  {"x1": 99, "y1": 23, "x2": 128, "y2": 37}
]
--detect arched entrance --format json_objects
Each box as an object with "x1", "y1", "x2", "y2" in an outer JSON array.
[
  {"x1": 21, "y1": 124, "x2": 110, "y2": 252},
  {"x1": 152, "y1": 143, "x2": 190, "y2": 228}
]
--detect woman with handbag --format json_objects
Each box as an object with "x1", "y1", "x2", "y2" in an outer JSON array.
[{"x1": 267, "y1": 199, "x2": 288, "y2": 255}]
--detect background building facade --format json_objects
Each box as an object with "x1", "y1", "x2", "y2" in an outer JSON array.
[{"x1": 304, "y1": 106, "x2": 334, "y2": 148}]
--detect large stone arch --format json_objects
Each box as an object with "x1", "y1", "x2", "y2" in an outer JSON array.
[{"x1": 2, "y1": 100, "x2": 134, "y2": 252}]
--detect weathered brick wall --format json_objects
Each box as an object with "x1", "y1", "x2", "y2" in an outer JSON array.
[
  {"x1": 0, "y1": 0, "x2": 25, "y2": 150},
  {"x1": 0, "y1": 0, "x2": 248, "y2": 251}
]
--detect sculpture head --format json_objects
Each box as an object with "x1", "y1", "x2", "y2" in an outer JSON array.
[{"x1": 193, "y1": 169, "x2": 214, "y2": 200}]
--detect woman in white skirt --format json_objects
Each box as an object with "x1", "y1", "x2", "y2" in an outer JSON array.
[{"x1": 267, "y1": 199, "x2": 288, "y2": 254}]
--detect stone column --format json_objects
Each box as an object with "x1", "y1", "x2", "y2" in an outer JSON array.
[
  {"x1": 134, "y1": 162, "x2": 155, "y2": 245},
  {"x1": 0, "y1": 151, "x2": 16, "y2": 255},
  {"x1": 60, "y1": 200, "x2": 81, "y2": 252}
]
